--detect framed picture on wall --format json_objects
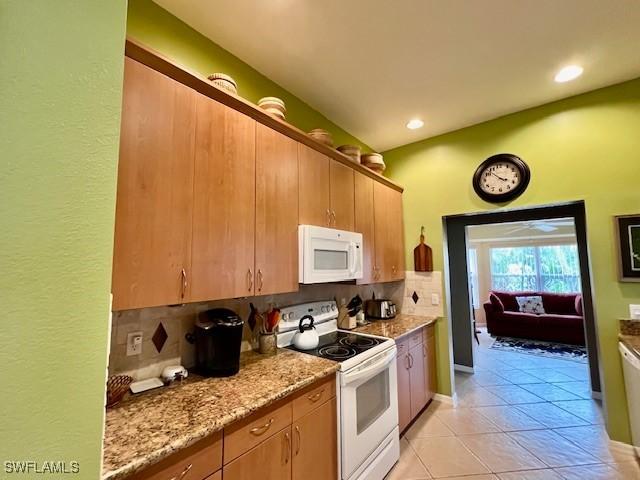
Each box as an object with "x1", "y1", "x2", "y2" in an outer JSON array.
[{"x1": 616, "y1": 214, "x2": 640, "y2": 282}]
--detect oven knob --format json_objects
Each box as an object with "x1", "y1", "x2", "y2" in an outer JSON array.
[
  {"x1": 331, "y1": 305, "x2": 336, "y2": 311},
  {"x1": 321, "y1": 306, "x2": 327, "y2": 313},
  {"x1": 282, "y1": 313, "x2": 289, "y2": 320}
]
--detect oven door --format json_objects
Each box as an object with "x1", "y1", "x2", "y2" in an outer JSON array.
[
  {"x1": 299, "y1": 225, "x2": 363, "y2": 284},
  {"x1": 340, "y1": 347, "x2": 398, "y2": 479}
]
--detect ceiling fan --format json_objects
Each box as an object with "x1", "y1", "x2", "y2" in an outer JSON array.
[{"x1": 503, "y1": 220, "x2": 574, "y2": 234}]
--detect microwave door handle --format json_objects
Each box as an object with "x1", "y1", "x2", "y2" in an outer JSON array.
[
  {"x1": 348, "y1": 242, "x2": 357, "y2": 275},
  {"x1": 341, "y1": 348, "x2": 397, "y2": 386}
]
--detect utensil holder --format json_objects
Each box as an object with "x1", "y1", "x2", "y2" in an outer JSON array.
[{"x1": 259, "y1": 332, "x2": 277, "y2": 355}]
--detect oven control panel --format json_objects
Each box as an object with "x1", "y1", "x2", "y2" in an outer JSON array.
[{"x1": 278, "y1": 300, "x2": 338, "y2": 332}]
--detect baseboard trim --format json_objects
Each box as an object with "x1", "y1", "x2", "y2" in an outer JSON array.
[
  {"x1": 591, "y1": 390, "x2": 602, "y2": 400},
  {"x1": 454, "y1": 364, "x2": 474, "y2": 373},
  {"x1": 433, "y1": 393, "x2": 457, "y2": 406},
  {"x1": 609, "y1": 438, "x2": 639, "y2": 458}
]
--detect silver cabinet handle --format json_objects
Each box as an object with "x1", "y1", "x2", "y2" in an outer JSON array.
[
  {"x1": 170, "y1": 463, "x2": 192, "y2": 480},
  {"x1": 284, "y1": 431, "x2": 291, "y2": 464},
  {"x1": 257, "y1": 269, "x2": 264, "y2": 292},
  {"x1": 405, "y1": 354, "x2": 411, "y2": 370},
  {"x1": 330, "y1": 210, "x2": 336, "y2": 225},
  {"x1": 307, "y1": 388, "x2": 324, "y2": 403},
  {"x1": 295, "y1": 425, "x2": 301, "y2": 456},
  {"x1": 180, "y1": 268, "x2": 187, "y2": 299},
  {"x1": 326, "y1": 208, "x2": 331, "y2": 226},
  {"x1": 249, "y1": 417, "x2": 274, "y2": 436},
  {"x1": 247, "y1": 268, "x2": 253, "y2": 292}
]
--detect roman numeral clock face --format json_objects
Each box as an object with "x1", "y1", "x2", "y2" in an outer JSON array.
[{"x1": 473, "y1": 154, "x2": 531, "y2": 203}]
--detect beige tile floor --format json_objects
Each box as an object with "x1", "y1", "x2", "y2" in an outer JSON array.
[{"x1": 385, "y1": 330, "x2": 640, "y2": 479}]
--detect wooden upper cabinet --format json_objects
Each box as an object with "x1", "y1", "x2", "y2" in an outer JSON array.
[
  {"x1": 354, "y1": 172, "x2": 376, "y2": 284},
  {"x1": 373, "y1": 182, "x2": 405, "y2": 282},
  {"x1": 190, "y1": 94, "x2": 256, "y2": 302},
  {"x1": 329, "y1": 160, "x2": 355, "y2": 231},
  {"x1": 112, "y1": 58, "x2": 196, "y2": 310},
  {"x1": 298, "y1": 144, "x2": 330, "y2": 227},
  {"x1": 255, "y1": 124, "x2": 299, "y2": 295},
  {"x1": 292, "y1": 399, "x2": 338, "y2": 480}
]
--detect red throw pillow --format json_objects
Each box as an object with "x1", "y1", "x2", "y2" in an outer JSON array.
[
  {"x1": 575, "y1": 295, "x2": 583, "y2": 316},
  {"x1": 489, "y1": 293, "x2": 505, "y2": 312}
]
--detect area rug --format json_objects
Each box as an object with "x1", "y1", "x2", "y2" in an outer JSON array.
[{"x1": 491, "y1": 336, "x2": 588, "y2": 363}]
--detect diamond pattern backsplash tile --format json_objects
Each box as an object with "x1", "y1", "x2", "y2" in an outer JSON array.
[
  {"x1": 152, "y1": 322, "x2": 168, "y2": 353},
  {"x1": 412, "y1": 291, "x2": 420, "y2": 304}
]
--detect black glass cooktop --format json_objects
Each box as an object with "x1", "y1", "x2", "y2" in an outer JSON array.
[{"x1": 287, "y1": 331, "x2": 383, "y2": 361}]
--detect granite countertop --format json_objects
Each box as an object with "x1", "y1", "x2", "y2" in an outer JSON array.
[
  {"x1": 619, "y1": 319, "x2": 640, "y2": 360},
  {"x1": 354, "y1": 314, "x2": 438, "y2": 340},
  {"x1": 102, "y1": 349, "x2": 339, "y2": 480}
]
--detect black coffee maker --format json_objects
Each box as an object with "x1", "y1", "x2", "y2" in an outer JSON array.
[{"x1": 192, "y1": 308, "x2": 244, "y2": 377}]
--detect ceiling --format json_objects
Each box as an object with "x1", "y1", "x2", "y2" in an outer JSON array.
[
  {"x1": 154, "y1": 0, "x2": 640, "y2": 151},
  {"x1": 467, "y1": 219, "x2": 576, "y2": 243}
]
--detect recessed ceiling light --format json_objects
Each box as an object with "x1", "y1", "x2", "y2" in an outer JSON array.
[
  {"x1": 406, "y1": 119, "x2": 424, "y2": 130},
  {"x1": 554, "y1": 65, "x2": 583, "y2": 83}
]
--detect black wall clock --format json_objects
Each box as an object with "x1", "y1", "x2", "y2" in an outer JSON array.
[{"x1": 472, "y1": 153, "x2": 530, "y2": 203}]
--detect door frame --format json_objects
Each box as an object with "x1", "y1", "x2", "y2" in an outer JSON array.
[{"x1": 442, "y1": 200, "x2": 603, "y2": 397}]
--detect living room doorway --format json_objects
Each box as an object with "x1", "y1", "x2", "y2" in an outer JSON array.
[{"x1": 443, "y1": 201, "x2": 602, "y2": 399}]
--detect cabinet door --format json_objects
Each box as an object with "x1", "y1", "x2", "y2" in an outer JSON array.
[
  {"x1": 354, "y1": 173, "x2": 376, "y2": 284},
  {"x1": 425, "y1": 325, "x2": 437, "y2": 401},
  {"x1": 292, "y1": 400, "x2": 338, "y2": 480},
  {"x1": 191, "y1": 95, "x2": 256, "y2": 302},
  {"x1": 298, "y1": 144, "x2": 330, "y2": 227},
  {"x1": 223, "y1": 427, "x2": 292, "y2": 480},
  {"x1": 112, "y1": 58, "x2": 196, "y2": 310},
  {"x1": 409, "y1": 342, "x2": 427, "y2": 418},
  {"x1": 374, "y1": 182, "x2": 405, "y2": 282},
  {"x1": 389, "y1": 187, "x2": 406, "y2": 280},
  {"x1": 255, "y1": 124, "x2": 299, "y2": 296},
  {"x1": 329, "y1": 160, "x2": 355, "y2": 230},
  {"x1": 396, "y1": 338, "x2": 412, "y2": 432}
]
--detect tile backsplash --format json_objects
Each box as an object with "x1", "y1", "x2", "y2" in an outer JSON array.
[
  {"x1": 401, "y1": 271, "x2": 444, "y2": 318},
  {"x1": 109, "y1": 280, "x2": 413, "y2": 380}
]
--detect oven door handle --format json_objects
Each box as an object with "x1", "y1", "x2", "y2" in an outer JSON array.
[{"x1": 341, "y1": 347, "x2": 397, "y2": 386}]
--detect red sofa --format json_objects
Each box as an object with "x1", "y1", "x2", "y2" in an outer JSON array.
[{"x1": 484, "y1": 291, "x2": 585, "y2": 345}]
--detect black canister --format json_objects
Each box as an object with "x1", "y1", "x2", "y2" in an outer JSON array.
[{"x1": 194, "y1": 308, "x2": 244, "y2": 377}]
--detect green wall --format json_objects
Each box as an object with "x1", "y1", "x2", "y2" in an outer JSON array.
[
  {"x1": 127, "y1": 0, "x2": 371, "y2": 151},
  {"x1": 0, "y1": 1, "x2": 127, "y2": 477},
  {"x1": 383, "y1": 78, "x2": 640, "y2": 442}
]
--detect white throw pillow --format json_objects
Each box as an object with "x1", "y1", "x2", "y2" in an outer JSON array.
[{"x1": 516, "y1": 295, "x2": 546, "y2": 314}]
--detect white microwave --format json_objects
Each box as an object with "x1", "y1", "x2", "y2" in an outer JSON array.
[{"x1": 299, "y1": 225, "x2": 363, "y2": 284}]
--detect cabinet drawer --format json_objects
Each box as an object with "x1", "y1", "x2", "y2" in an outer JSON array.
[
  {"x1": 407, "y1": 329, "x2": 423, "y2": 349},
  {"x1": 129, "y1": 432, "x2": 222, "y2": 480},
  {"x1": 224, "y1": 399, "x2": 292, "y2": 464},
  {"x1": 292, "y1": 376, "x2": 336, "y2": 421}
]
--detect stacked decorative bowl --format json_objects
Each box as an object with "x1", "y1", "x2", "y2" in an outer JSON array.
[
  {"x1": 258, "y1": 97, "x2": 286, "y2": 120},
  {"x1": 361, "y1": 153, "x2": 386, "y2": 174},
  {"x1": 308, "y1": 129, "x2": 334, "y2": 147},
  {"x1": 207, "y1": 73, "x2": 237, "y2": 94},
  {"x1": 337, "y1": 145, "x2": 361, "y2": 164}
]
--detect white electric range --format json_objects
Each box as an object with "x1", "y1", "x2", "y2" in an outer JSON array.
[{"x1": 277, "y1": 301, "x2": 400, "y2": 480}]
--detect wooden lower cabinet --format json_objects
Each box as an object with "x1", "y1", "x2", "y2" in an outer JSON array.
[
  {"x1": 128, "y1": 432, "x2": 222, "y2": 480},
  {"x1": 409, "y1": 342, "x2": 427, "y2": 418},
  {"x1": 292, "y1": 399, "x2": 337, "y2": 480},
  {"x1": 204, "y1": 472, "x2": 221, "y2": 480},
  {"x1": 223, "y1": 376, "x2": 337, "y2": 480},
  {"x1": 223, "y1": 426, "x2": 292, "y2": 480},
  {"x1": 397, "y1": 325, "x2": 437, "y2": 433},
  {"x1": 396, "y1": 338, "x2": 412, "y2": 433}
]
